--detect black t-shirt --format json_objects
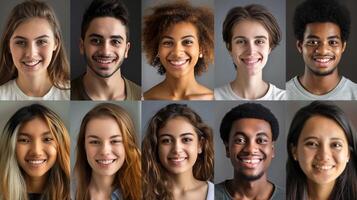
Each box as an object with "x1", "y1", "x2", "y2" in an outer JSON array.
[{"x1": 28, "y1": 193, "x2": 42, "y2": 200}]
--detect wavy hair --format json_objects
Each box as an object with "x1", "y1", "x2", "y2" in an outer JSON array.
[
  {"x1": 142, "y1": 0, "x2": 214, "y2": 75},
  {"x1": 0, "y1": 0, "x2": 69, "y2": 89},
  {"x1": 142, "y1": 103, "x2": 214, "y2": 200},
  {"x1": 287, "y1": 101, "x2": 357, "y2": 200},
  {"x1": 74, "y1": 103, "x2": 141, "y2": 200},
  {"x1": 0, "y1": 104, "x2": 70, "y2": 200}
]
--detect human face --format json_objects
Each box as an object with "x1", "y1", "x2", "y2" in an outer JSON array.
[
  {"x1": 158, "y1": 22, "x2": 200, "y2": 78},
  {"x1": 297, "y1": 22, "x2": 346, "y2": 76},
  {"x1": 9, "y1": 17, "x2": 58, "y2": 79},
  {"x1": 16, "y1": 117, "x2": 57, "y2": 180},
  {"x1": 226, "y1": 118, "x2": 274, "y2": 181},
  {"x1": 158, "y1": 117, "x2": 202, "y2": 175},
  {"x1": 85, "y1": 116, "x2": 125, "y2": 177},
  {"x1": 81, "y1": 17, "x2": 130, "y2": 78},
  {"x1": 293, "y1": 115, "x2": 350, "y2": 186},
  {"x1": 229, "y1": 20, "x2": 271, "y2": 76}
]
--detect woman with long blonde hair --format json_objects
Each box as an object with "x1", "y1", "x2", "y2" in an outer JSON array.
[
  {"x1": 0, "y1": 0, "x2": 70, "y2": 100},
  {"x1": 0, "y1": 104, "x2": 70, "y2": 200},
  {"x1": 73, "y1": 103, "x2": 141, "y2": 200},
  {"x1": 142, "y1": 103, "x2": 214, "y2": 200}
]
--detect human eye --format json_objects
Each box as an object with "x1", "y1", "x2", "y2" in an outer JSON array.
[
  {"x1": 161, "y1": 40, "x2": 173, "y2": 47},
  {"x1": 43, "y1": 136, "x2": 54, "y2": 143},
  {"x1": 36, "y1": 39, "x2": 48, "y2": 46},
  {"x1": 329, "y1": 40, "x2": 339, "y2": 46},
  {"x1": 90, "y1": 38, "x2": 102, "y2": 45},
  {"x1": 15, "y1": 40, "x2": 26, "y2": 47},
  {"x1": 235, "y1": 39, "x2": 246, "y2": 45},
  {"x1": 160, "y1": 137, "x2": 172, "y2": 144},
  {"x1": 306, "y1": 40, "x2": 319, "y2": 46},
  {"x1": 234, "y1": 136, "x2": 246, "y2": 144},
  {"x1": 111, "y1": 139, "x2": 123, "y2": 144},
  {"x1": 182, "y1": 39, "x2": 193, "y2": 46},
  {"x1": 255, "y1": 39, "x2": 266, "y2": 45},
  {"x1": 331, "y1": 142, "x2": 343, "y2": 150},
  {"x1": 305, "y1": 140, "x2": 319, "y2": 148},
  {"x1": 89, "y1": 140, "x2": 101, "y2": 145},
  {"x1": 17, "y1": 136, "x2": 30, "y2": 143},
  {"x1": 256, "y1": 136, "x2": 268, "y2": 144},
  {"x1": 111, "y1": 39, "x2": 122, "y2": 47},
  {"x1": 182, "y1": 137, "x2": 193, "y2": 143}
]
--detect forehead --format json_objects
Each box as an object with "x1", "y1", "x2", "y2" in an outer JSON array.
[
  {"x1": 85, "y1": 116, "x2": 122, "y2": 138},
  {"x1": 303, "y1": 22, "x2": 342, "y2": 39},
  {"x1": 161, "y1": 22, "x2": 199, "y2": 39},
  {"x1": 158, "y1": 116, "x2": 197, "y2": 137},
  {"x1": 232, "y1": 19, "x2": 269, "y2": 38},
  {"x1": 299, "y1": 115, "x2": 347, "y2": 141},
  {"x1": 230, "y1": 118, "x2": 272, "y2": 138},
  {"x1": 12, "y1": 17, "x2": 54, "y2": 39},
  {"x1": 86, "y1": 17, "x2": 127, "y2": 39},
  {"x1": 18, "y1": 117, "x2": 50, "y2": 136}
]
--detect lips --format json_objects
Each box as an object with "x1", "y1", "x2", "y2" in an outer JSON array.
[
  {"x1": 93, "y1": 55, "x2": 118, "y2": 65},
  {"x1": 241, "y1": 57, "x2": 261, "y2": 66},
  {"x1": 168, "y1": 156, "x2": 187, "y2": 166},
  {"x1": 22, "y1": 60, "x2": 41, "y2": 67},
  {"x1": 96, "y1": 159, "x2": 116, "y2": 165},
  {"x1": 168, "y1": 58, "x2": 189, "y2": 69},
  {"x1": 237, "y1": 156, "x2": 264, "y2": 168},
  {"x1": 26, "y1": 159, "x2": 47, "y2": 166},
  {"x1": 313, "y1": 163, "x2": 335, "y2": 171},
  {"x1": 312, "y1": 55, "x2": 335, "y2": 67}
]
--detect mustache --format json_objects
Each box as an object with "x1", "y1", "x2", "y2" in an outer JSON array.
[{"x1": 92, "y1": 54, "x2": 118, "y2": 59}]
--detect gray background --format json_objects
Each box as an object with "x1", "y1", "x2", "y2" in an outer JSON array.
[
  {"x1": 214, "y1": 101, "x2": 286, "y2": 188},
  {"x1": 70, "y1": 0, "x2": 142, "y2": 85},
  {"x1": 69, "y1": 101, "x2": 141, "y2": 171},
  {"x1": 141, "y1": 0, "x2": 215, "y2": 92},
  {"x1": 214, "y1": 0, "x2": 286, "y2": 89},
  {"x1": 286, "y1": 0, "x2": 357, "y2": 82},
  {"x1": 0, "y1": 0, "x2": 70, "y2": 63}
]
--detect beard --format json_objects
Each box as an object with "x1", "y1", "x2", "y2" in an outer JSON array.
[
  {"x1": 84, "y1": 52, "x2": 124, "y2": 78},
  {"x1": 307, "y1": 64, "x2": 337, "y2": 77},
  {"x1": 237, "y1": 170, "x2": 265, "y2": 181}
]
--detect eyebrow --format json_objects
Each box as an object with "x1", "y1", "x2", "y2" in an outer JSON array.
[
  {"x1": 18, "y1": 131, "x2": 52, "y2": 137},
  {"x1": 159, "y1": 132, "x2": 194, "y2": 138},
  {"x1": 161, "y1": 35, "x2": 196, "y2": 40},
  {"x1": 303, "y1": 136, "x2": 345, "y2": 142},
  {"x1": 88, "y1": 33, "x2": 124, "y2": 40},
  {"x1": 306, "y1": 35, "x2": 341, "y2": 40},
  {"x1": 233, "y1": 132, "x2": 269, "y2": 137},
  {"x1": 87, "y1": 134, "x2": 122, "y2": 139},
  {"x1": 13, "y1": 35, "x2": 50, "y2": 40},
  {"x1": 232, "y1": 35, "x2": 268, "y2": 40}
]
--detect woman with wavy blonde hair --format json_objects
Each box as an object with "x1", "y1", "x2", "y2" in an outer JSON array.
[
  {"x1": 142, "y1": 103, "x2": 214, "y2": 200},
  {"x1": 0, "y1": 104, "x2": 70, "y2": 200},
  {"x1": 74, "y1": 103, "x2": 141, "y2": 200},
  {"x1": 0, "y1": 0, "x2": 70, "y2": 100}
]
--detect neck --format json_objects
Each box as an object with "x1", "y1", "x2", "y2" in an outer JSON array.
[
  {"x1": 89, "y1": 172, "x2": 115, "y2": 195},
  {"x1": 231, "y1": 70, "x2": 268, "y2": 99},
  {"x1": 162, "y1": 74, "x2": 199, "y2": 99},
  {"x1": 307, "y1": 180, "x2": 335, "y2": 200},
  {"x1": 300, "y1": 67, "x2": 341, "y2": 95},
  {"x1": 16, "y1": 74, "x2": 52, "y2": 97},
  {"x1": 25, "y1": 174, "x2": 47, "y2": 193},
  {"x1": 227, "y1": 173, "x2": 273, "y2": 199},
  {"x1": 83, "y1": 68, "x2": 125, "y2": 100},
  {"x1": 170, "y1": 170, "x2": 200, "y2": 193}
]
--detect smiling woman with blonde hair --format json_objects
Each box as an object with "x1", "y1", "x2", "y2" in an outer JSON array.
[{"x1": 0, "y1": 0, "x2": 70, "y2": 100}]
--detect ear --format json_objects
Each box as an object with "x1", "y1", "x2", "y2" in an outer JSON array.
[
  {"x1": 198, "y1": 137, "x2": 203, "y2": 154},
  {"x1": 224, "y1": 142, "x2": 230, "y2": 158},
  {"x1": 53, "y1": 37, "x2": 59, "y2": 52},
  {"x1": 296, "y1": 40, "x2": 303, "y2": 53},
  {"x1": 291, "y1": 145, "x2": 298, "y2": 161},
  {"x1": 80, "y1": 38, "x2": 84, "y2": 55},
  {"x1": 124, "y1": 42, "x2": 131, "y2": 58},
  {"x1": 271, "y1": 142, "x2": 275, "y2": 158},
  {"x1": 342, "y1": 41, "x2": 347, "y2": 53}
]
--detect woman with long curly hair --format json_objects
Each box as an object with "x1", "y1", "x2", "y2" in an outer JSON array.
[
  {"x1": 0, "y1": 104, "x2": 70, "y2": 200},
  {"x1": 73, "y1": 103, "x2": 141, "y2": 200},
  {"x1": 142, "y1": 103, "x2": 214, "y2": 200},
  {"x1": 0, "y1": 0, "x2": 70, "y2": 100}
]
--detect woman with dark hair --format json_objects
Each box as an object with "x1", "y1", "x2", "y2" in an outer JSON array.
[
  {"x1": 142, "y1": 103, "x2": 214, "y2": 200},
  {"x1": 287, "y1": 101, "x2": 357, "y2": 200},
  {"x1": 0, "y1": 104, "x2": 70, "y2": 200}
]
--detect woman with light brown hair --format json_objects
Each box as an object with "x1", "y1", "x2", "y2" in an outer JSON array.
[
  {"x1": 0, "y1": 104, "x2": 70, "y2": 200},
  {"x1": 142, "y1": 103, "x2": 214, "y2": 200},
  {"x1": 73, "y1": 103, "x2": 141, "y2": 200},
  {"x1": 0, "y1": 0, "x2": 70, "y2": 100}
]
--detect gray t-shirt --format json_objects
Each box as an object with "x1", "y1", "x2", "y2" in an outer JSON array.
[
  {"x1": 286, "y1": 76, "x2": 357, "y2": 100},
  {"x1": 215, "y1": 180, "x2": 285, "y2": 200}
]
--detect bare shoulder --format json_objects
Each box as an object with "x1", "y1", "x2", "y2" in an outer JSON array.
[
  {"x1": 187, "y1": 85, "x2": 213, "y2": 100},
  {"x1": 143, "y1": 84, "x2": 165, "y2": 100}
]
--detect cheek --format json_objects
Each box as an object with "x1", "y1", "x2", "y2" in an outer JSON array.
[{"x1": 15, "y1": 145, "x2": 27, "y2": 160}]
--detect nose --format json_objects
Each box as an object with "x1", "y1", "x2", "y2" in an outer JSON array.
[
  {"x1": 100, "y1": 40, "x2": 112, "y2": 54},
  {"x1": 172, "y1": 43, "x2": 184, "y2": 57},
  {"x1": 246, "y1": 41, "x2": 256, "y2": 55},
  {"x1": 100, "y1": 142, "x2": 111, "y2": 155},
  {"x1": 316, "y1": 143, "x2": 331, "y2": 161},
  {"x1": 29, "y1": 140, "x2": 43, "y2": 156},
  {"x1": 172, "y1": 140, "x2": 183, "y2": 153},
  {"x1": 315, "y1": 42, "x2": 330, "y2": 54},
  {"x1": 243, "y1": 140, "x2": 259, "y2": 154},
  {"x1": 25, "y1": 42, "x2": 38, "y2": 58}
]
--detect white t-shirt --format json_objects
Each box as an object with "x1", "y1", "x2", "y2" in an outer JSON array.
[
  {"x1": 206, "y1": 181, "x2": 214, "y2": 200},
  {"x1": 286, "y1": 76, "x2": 357, "y2": 100},
  {"x1": 214, "y1": 83, "x2": 286, "y2": 100},
  {"x1": 0, "y1": 79, "x2": 70, "y2": 100}
]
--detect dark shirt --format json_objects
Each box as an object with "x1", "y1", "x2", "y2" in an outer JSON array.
[{"x1": 28, "y1": 193, "x2": 42, "y2": 200}]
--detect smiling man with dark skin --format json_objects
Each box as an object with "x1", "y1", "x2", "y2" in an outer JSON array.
[
  {"x1": 287, "y1": 0, "x2": 357, "y2": 100},
  {"x1": 215, "y1": 103, "x2": 284, "y2": 200},
  {"x1": 71, "y1": 0, "x2": 141, "y2": 100}
]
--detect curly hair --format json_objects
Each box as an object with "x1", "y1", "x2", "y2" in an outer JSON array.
[
  {"x1": 142, "y1": 103, "x2": 214, "y2": 200},
  {"x1": 222, "y1": 4, "x2": 281, "y2": 51},
  {"x1": 0, "y1": 104, "x2": 70, "y2": 200},
  {"x1": 142, "y1": 0, "x2": 214, "y2": 75},
  {"x1": 293, "y1": 0, "x2": 350, "y2": 42},
  {"x1": 287, "y1": 101, "x2": 357, "y2": 200},
  {"x1": 74, "y1": 103, "x2": 141, "y2": 200},
  {"x1": 0, "y1": 0, "x2": 69, "y2": 89}
]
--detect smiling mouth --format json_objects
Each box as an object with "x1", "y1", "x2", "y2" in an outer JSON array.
[
  {"x1": 237, "y1": 156, "x2": 264, "y2": 168},
  {"x1": 96, "y1": 159, "x2": 116, "y2": 165},
  {"x1": 26, "y1": 159, "x2": 47, "y2": 166},
  {"x1": 93, "y1": 56, "x2": 118, "y2": 65},
  {"x1": 23, "y1": 60, "x2": 41, "y2": 67},
  {"x1": 241, "y1": 58, "x2": 261, "y2": 65},
  {"x1": 313, "y1": 56, "x2": 335, "y2": 65},
  {"x1": 313, "y1": 164, "x2": 335, "y2": 171},
  {"x1": 168, "y1": 59, "x2": 189, "y2": 68}
]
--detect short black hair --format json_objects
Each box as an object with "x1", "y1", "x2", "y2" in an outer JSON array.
[
  {"x1": 293, "y1": 0, "x2": 350, "y2": 42},
  {"x1": 81, "y1": 0, "x2": 129, "y2": 40},
  {"x1": 220, "y1": 103, "x2": 279, "y2": 144}
]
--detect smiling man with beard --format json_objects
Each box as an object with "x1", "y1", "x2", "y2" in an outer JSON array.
[
  {"x1": 71, "y1": 0, "x2": 141, "y2": 100},
  {"x1": 286, "y1": 0, "x2": 357, "y2": 100},
  {"x1": 215, "y1": 103, "x2": 284, "y2": 200}
]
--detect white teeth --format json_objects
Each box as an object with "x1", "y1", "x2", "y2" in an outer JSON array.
[
  {"x1": 314, "y1": 165, "x2": 333, "y2": 170},
  {"x1": 96, "y1": 59, "x2": 114, "y2": 64},
  {"x1": 169, "y1": 60, "x2": 187, "y2": 66},
  {"x1": 96, "y1": 159, "x2": 115, "y2": 164},
  {"x1": 170, "y1": 157, "x2": 185, "y2": 162},
  {"x1": 243, "y1": 59, "x2": 259, "y2": 64},
  {"x1": 315, "y1": 58, "x2": 331, "y2": 63},
  {"x1": 28, "y1": 160, "x2": 45, "y2": 165},
  {"x1": 242, "y1": 159, "x2": 260, "y2": 164},
  {"x1": 24, "y1": 60, "x2": 40, "y2": 66}
]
